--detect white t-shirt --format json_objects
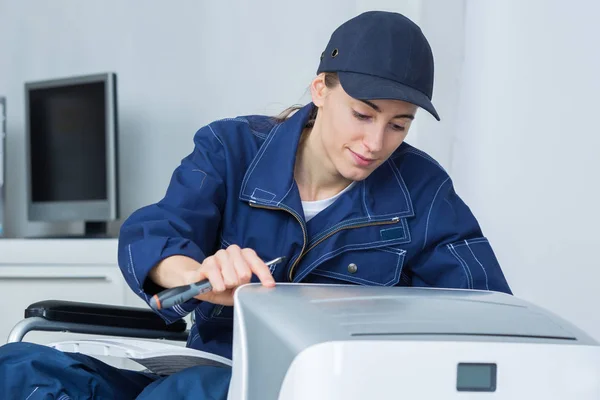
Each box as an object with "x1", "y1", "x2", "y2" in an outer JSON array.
[{"x1": 301, "y1": 181, "x2": 357, "y2": 222}]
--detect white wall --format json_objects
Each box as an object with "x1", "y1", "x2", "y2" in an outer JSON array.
[
  {"x1": 1, "y1": 0, "x2": 598, "y2": 341},
  {"x1": 405, "y1": 0, "x2": 466, "y2": 172},
  {"x1": 453, "y1": 0, "x2": 600, "y2": 339},
  {"x1": 0, "y1": 0, "x2": 348, "y2": 236},
  {"x1": 0, "y1": 0, "x2": 459, "y2": 238}
]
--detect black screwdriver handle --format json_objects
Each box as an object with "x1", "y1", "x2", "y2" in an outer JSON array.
[{"x1": 150, "y1": 280, "x2": 212, "y2": 310}]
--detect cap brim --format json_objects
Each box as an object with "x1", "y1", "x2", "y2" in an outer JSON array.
[{"x1": 337, "y1": 71, "x2": 440, "y2": 121}]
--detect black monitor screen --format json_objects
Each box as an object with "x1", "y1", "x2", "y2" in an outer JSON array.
[{"x1": 28, "y1": 81, "x2": 107, "y2": 202}]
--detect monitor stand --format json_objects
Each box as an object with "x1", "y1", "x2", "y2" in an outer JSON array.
[
  {"x1": 27, "y1": 221, "x2": 115, "y2": 239},
  {"x1": 84, "y1": 221, "x2": 110, "y2": 238}
]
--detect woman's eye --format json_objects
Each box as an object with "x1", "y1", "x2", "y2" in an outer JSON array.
[
  {"x1": 352, "y1": 110, "x2": 406, "y2": 131},
  {"x1": 352, "y1": 111, "x2": 370, "y2": 120}
]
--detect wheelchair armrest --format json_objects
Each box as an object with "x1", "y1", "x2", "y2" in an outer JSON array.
[
  {"x1": 7, "y1": 300, "x2": 190, "y2": 343},
  {"x1": 25, "y1": 300, "x2": 188, "y2": 333}
]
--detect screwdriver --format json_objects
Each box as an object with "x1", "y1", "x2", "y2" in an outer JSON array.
[{"x1": 149, "y1": 256, "x2": 286, "y2": 311}]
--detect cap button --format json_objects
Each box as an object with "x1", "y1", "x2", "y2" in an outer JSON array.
[{"x1": 347, "y1": 263, "x2": 358, "y2": 274}]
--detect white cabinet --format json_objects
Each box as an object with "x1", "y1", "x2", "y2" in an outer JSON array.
[
  {"x1": 0, "y1": 238, "x2": 134, "y2": 345},
  {"x1": 0, "y1": 238, "x2": 190, "y2": 370}
]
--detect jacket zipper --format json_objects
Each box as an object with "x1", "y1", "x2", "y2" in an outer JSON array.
[
  {"x1": 249, "y1": 202, "x2": 308, "y2": 281},
  {"x1": 250, "y1": 201, "x2": 400, "y2": 281}
]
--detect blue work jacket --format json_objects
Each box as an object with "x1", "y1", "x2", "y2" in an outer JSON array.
[{"x1": 118, "y1": 102, "x2": 512, "y2": 360}]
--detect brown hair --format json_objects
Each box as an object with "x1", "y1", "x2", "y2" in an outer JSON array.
[{"x1": 272, "y1": 72, "x2": 340, "y2": 128}]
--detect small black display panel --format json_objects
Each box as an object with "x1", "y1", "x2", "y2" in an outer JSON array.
[{"x1": 456, "y1": 363, "x2": 497, "y2": 392}]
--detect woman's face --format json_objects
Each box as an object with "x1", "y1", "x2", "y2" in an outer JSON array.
[{"x1": 311, "y1": 75, "x2": 418, "y2": 182}]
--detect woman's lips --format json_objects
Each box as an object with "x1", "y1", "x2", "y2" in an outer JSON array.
[{"x1": 349, "y1": 149, "x2": 376, "y2": 167}]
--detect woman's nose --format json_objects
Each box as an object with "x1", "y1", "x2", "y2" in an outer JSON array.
[{"x1": 362, "y1": 127, "x2": 385, "y2": 154}]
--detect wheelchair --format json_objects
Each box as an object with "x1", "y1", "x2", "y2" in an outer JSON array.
[
  {"x1": 7, "y1": 298, "x2": 232, "y2": 376},
  {"x1": 6, "y1": 284, "x2": 600, "y2": 399}
]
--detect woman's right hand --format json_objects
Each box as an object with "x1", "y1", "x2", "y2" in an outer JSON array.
[
  {"x1": 150, "y1": 245, "x2": 275, "y2": 307},
  {"x1": 189, "y1": 245, "x2": 275, "y2": 306}
]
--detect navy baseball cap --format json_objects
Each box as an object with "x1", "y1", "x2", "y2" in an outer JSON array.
[{"x1": 317, "y1": 11, "x2": 440, "y2": 121}]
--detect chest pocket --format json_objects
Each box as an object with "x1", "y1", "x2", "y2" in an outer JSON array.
[{"x1": 308, "y1": 246, "x2": 406, "y2": 286}]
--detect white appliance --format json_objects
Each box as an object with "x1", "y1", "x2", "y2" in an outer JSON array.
[{"x1": 228, "y1": 284, "x2": 600, "y2": 399}]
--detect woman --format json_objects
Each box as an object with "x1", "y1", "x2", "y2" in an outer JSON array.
[{"x1": 0, "y1": 10, "x2": 511, "y2": 399}]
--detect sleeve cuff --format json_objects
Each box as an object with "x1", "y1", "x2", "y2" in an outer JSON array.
[{"x1": 120, "y1": 236, "x2": 206, "y2": 323}]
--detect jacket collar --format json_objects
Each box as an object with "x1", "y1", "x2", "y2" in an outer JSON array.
[{"x1": 238, "y1": 103, "x2": 414, "y2": 220}]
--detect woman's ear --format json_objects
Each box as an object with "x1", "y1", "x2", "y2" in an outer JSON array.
[{"x1": 310, "y1": 73, "x2": 328, "y2": 107}]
